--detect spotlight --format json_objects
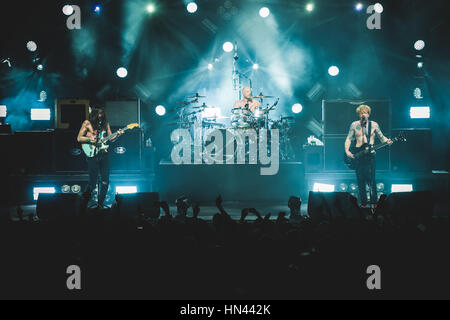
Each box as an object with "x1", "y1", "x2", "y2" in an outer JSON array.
[
  {"x1": 38, "y1": 90, "x2": 47, "y2": 102},
  {"x1": 259, "y1": 7, "x2": 270, "y2": 18},
  {"x1": 376, "y1": 182, "x2": 385, "y2": 192},
  {"x1": 207, "y1": 63, "x2": 213, "y2": 70},
  {"x1": 61, "y1": 185, "x2": 71, "y2": 193},
  {"x1": 222, "y1": 42, "x2": 234, "y2": 53},
  {"x1": 339, "y1": 183, "x2": 348, "y2": 192},
  {"x1": 116, "y1": 67, "x2": 128, "y2": 78},
  {"x1": 94, "y1": 4, "x2": 102, "y2": 14},
  {"x1": 391, "y1": 184, "x2": 413, "y2": 193},
  {"x1": 33, "y1": 187, "x2": 55, "y2": 201},
  {"x1": 410, "y1": 106, "x2": 430, "y2": 119},
  {"x1": 413, "y1": 88, "x2": 423, "y2": 99},
  {"x1": 0, "y1": 105, "x2": 6, "y2": 117},
  {"x1": 26, "y1": 41, "x2": 37, "y2": 52},
  {"x1": 355, "y1": 3, "x2": 364, "y2": 11},
  {"x1": 155, "y1": 105, "x2": 166, "y2": 116},
  {"x1": 417, "y1": 62, "x2": 423, "y2": 68},
  {"x1": 62, "y1": 5, "x2": 74, "y2": 16},
  {"x1": 306, "y1": 3, "x2": 314, "y2": 12},
  {"x1": 116, "y1": 186, "x2": 137, "y2": 194},
  {"x1": 252, "y1": 63, "x2": 259, "y2": 70},
  {"x1": 349, "y1": 183, "x2": 357, "y2": 191},
  {"x1": 114, "y1": 147, "x2": 127, "y2": 154},
  {"x1": 328, "y1": 66, "x2": 339, "y2": 76},
  {"x1": 414, "y1": 40, "x2": 425, "y2": 51},
  {"x1": 374, "y1": 3, "x2": 383, "y2": 13},
  {"x1": 313, "y1": 183, "x2": 334, "y2": 192},
  {"x1": 146, "y1": 3, "x2": 156, "y2": 13},
  {"x1": 187, "y1": 2, "x2": 198, "y2": 13},
  {"x1": 71, "y1": 185, "x2": 81, "y2": 193},
  {"x1": 36, "y1": 64, "x2": 44, "y2": 71},
  {"x1": 292, "y1": 103, "x2": 303, "y2": 114},
  {"x1": 31, "y1": 108, "x2": 51, "y2": 121}
]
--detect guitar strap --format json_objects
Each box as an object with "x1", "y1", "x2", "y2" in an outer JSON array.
[{"x1": 365, "y1": 121, "x2": 372, "y2": 146}]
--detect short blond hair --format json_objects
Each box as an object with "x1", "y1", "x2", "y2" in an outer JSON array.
[{"x1": 356, "y1": 105, "x2": 371, "y2": 116}]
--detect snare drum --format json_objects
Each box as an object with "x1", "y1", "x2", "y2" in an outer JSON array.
[{"x1": 230, "y1": 108, "x2": 256, "y2": 129}]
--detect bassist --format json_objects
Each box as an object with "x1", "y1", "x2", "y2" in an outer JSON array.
[
  {"x1": 77, "y1": 107, "x2": 123, "y2": 209},
  {"x1": 344, "y1": 105, "x2": 392, "y2": 206}
]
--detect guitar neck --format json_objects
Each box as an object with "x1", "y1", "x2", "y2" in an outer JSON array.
[{"x1": 103, "y1": 127, "x2": 129, "y2": 143}]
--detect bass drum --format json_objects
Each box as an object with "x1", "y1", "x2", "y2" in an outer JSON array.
[{"x1": 230, "y1": 108, "x2": 256, "y2": 129}]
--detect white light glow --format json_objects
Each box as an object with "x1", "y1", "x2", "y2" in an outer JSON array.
[
  {"x1": 33, "y1": 187, "x2": 56, "y2": 201},
  {"x1": 410, "y1": 106, "x2": 430, "y2": 119},
  {"x1": 374, "y1": 3, "x2": 384, "y2": 13},
  {"x1": 146, "y1": 4, "x2": 155, "y2": 13},
  {"x1": 259, "y1": 7, "x2": 270, "y2": 18},
  {"x1": 26, "y1": 41, "x2": 37, "y2": 52},
  {"x1": 62, "y1": 5, "x2": 74, "y2": 16},
  {"x1": 222, "y1": 42, "x2": 234, "y2": 53},
  {"x1": 155, "y1": 105, "x2": 166, "y2": 116},
  {"x1": 328, "y1": 65, "x2": 339, "y2": 76},
  {"x1": 391, "y1": 184, "x2": 413, "y2": 193},
  {"x1": 187, "y1": 2, "x2": 198, "y2": 13},
  {"x1": 31, "y1": 108, "x2": 51, "y2": 121},
  {"x1": 313, "y1": 183, "x2": 335, "y2": 192},
  {"x1": 252, "y1": 63, "x2": 259, "y2": 70},
  {"x1": 116, "y1": 186, "x2": 138, "y2": 194},
  {"x1": 116, "y1": 67, "x2": 128, "y2": 78},
  {"x1": 207, "y1": 63, "x2": 213, "y2": 70},
  {"x1": 414, "y1": 40, "x2": 425, "y2": 51},
  {"x1": 306, "y1": 3, "x2": 314, "y2": 12},
  {"x1": 292, "y1": 103, "x2": 303, "y2": 114},
  {"x1": 355, "y1": 3, "x2": 364, "y2": 11},
  {"x1": 0, "y1": 105, "x2": 6, "y2": 117},
  {"x1": 202, "y1": 107, "x2": 221, "y2": 119}
]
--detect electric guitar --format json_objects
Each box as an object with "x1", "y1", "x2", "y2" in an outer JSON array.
[
  {"x1": 81, "y1": 123, "x2": 139, "y2": 158},
  {"x1": 343, "y1": 132, "x2": 406, "y2": 170}
]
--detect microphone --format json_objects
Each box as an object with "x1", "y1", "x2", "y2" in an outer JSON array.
[{"x1": 234, "y1": 41, "x2": 238, "y2": 60}]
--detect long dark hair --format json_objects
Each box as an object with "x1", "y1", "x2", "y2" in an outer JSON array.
[{"x1": 89, "y1": 107, "x2": 108, "y2": 131}]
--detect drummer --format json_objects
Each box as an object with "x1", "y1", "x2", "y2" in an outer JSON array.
[{"x1": 232, "y1": 87, "x2": 261, "y2": 114}]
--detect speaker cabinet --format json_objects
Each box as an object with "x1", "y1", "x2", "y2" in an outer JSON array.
[
  {"x1": 105, "y1": 99, "x2": 140, "y2": 127},
  {"x1": 13, "y1": 131, "x2": 54, "y2": 174},
  {"x1": 322, "y1": 100, "x2": 391, "y2": 135},
  {"x1": 54, "y1": 130, "x2": 87, "y2": 172},
  {"x1": 116, "y1": 192, "x2": 160, "y2": 219},
  {"x1": 55, "y1": 99, "x2": 90, "y2": 130},
  {"x1": 391, "y1": 129, "x2": 432, "y2": 172},
  {"x1": 109, "y1": 128, "x2": 142, "y2": 172},
  {"x1": 378, "y1": 191, "x2": 433, "y2": 224},
  {"x1": 36, "y1": 193, "x2": 80, "y2": 221}
]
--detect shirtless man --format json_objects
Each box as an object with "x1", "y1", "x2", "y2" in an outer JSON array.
[
  {"x1": 232, "y1": 87, "x2": 261, "y2": 113},
  {"x1": 77, "y1": 107, "x2": 122, "y2": 209},
  {"x1": 345, "y1": 105, "x2": 392, "y2": 206}
]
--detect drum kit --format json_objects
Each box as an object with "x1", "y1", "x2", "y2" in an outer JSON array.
[{"x1": 168, "y1": 93, "x2": 296, "y2": 160}]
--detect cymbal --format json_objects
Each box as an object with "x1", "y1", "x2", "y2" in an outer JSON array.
[
  {"x1": 252, "y1": 95, "x2": 275, "y2": 99},
  {"x1": 187, "y1": 93, "x2": 206, "y2": 99}
]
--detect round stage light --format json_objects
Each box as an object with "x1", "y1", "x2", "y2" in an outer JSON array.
[
  {"x1": 94, "y1": 4, "x2": 102, "y2": 14},
  {"x1": 155, "y1": 105, "x2": 166, "y2": 116},
  {"x1": 26, "y1": 41, "x2": 37, "y2": 52},
  {"x1": 116, "y1": 67, "x2": 128, "y2": 78},
  {"x1": 207, "y1": 63, "x2": 213, "y2": 70},
  {"x1": 417, "y1": 62, "x2": 423, "y2": 69},
  {"x1": 376, "y1": 182, "x2": 385, "y2": 192},
  {"x1": 414, "y1": 40, "x2": 425, "y2": 51},
  {"x1": 187, "y1": 2, "x2": 198, "y2": 13},
  {"x1": 349, "y1": 183, "x2": 357, "y2": 191},
  {"x1": 36, "y1": 64, "x2": 44, "y2": 71},
  {"x1": 328, "y1": 65, "x2": 339, "y2": 76},
  {"x1": 222, "y1": 42, "x2": 234, "y2": 53},
  {"x1": 292, "y1": 103, "x2": 303, "y2": 114},
  {"x1": 306, "y1": 3, "x2": 314, "y2": 12},
  {"x1": 259, "y1": 7, "x2": 270, "y2": 18},
  {"x1": 71, "y1": 185, "x2": 81, "y2": 193},
  {"x1": 252, "y1": 63, "x2": 259, "y2": 70},
  {"x1": 146, "y1": 4, "x2": 156, "y2": 13},
  {"x1": 62, "y1": 5, "x2": 74, "y2": 16},
  {"x1": 61, "y1": 185, "x2": 71, "y2": 193},
  {"x1": 374, "y1": 3, "x2": 383, "y2": 13},
  {"x1": 339, "y1": 183, "x2": 348, "y2": 192},
  {"x1": 413, "y1": 88, "x2": 422, "y2": 99},
  {"x1": 355, "y1": 3, "x2": 364, "y2": 11}
]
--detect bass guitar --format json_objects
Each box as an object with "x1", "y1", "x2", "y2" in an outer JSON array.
[
  {"x1": 82, "y1": 123, "x2": 139, "y2": 157},
  {"x1": 344, "y1": 132, "x2": 406, "y2": 169}
]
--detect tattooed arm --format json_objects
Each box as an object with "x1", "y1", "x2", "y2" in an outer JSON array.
[
  {"x1": 345, "y1": 123, "x2": 355, "y2": 158},
  {"x1": 374, "y1": 122, "x2": 393, "y2": 144}
]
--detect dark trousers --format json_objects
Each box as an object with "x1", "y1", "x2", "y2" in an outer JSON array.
[
  {"x1": 84, "y1": 152, "x2": 110, "y2": 206},
  {"x1": 355, "y1": 154, "x2": 377, "y2": 205}
]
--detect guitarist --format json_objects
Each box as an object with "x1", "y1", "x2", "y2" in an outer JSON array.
[
  {"x1": 77, "y1": 107, "x2": 123, "y2": 209},
  {"x1": 344, "y1": 105, "x2": 392, "y2": 207}
]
